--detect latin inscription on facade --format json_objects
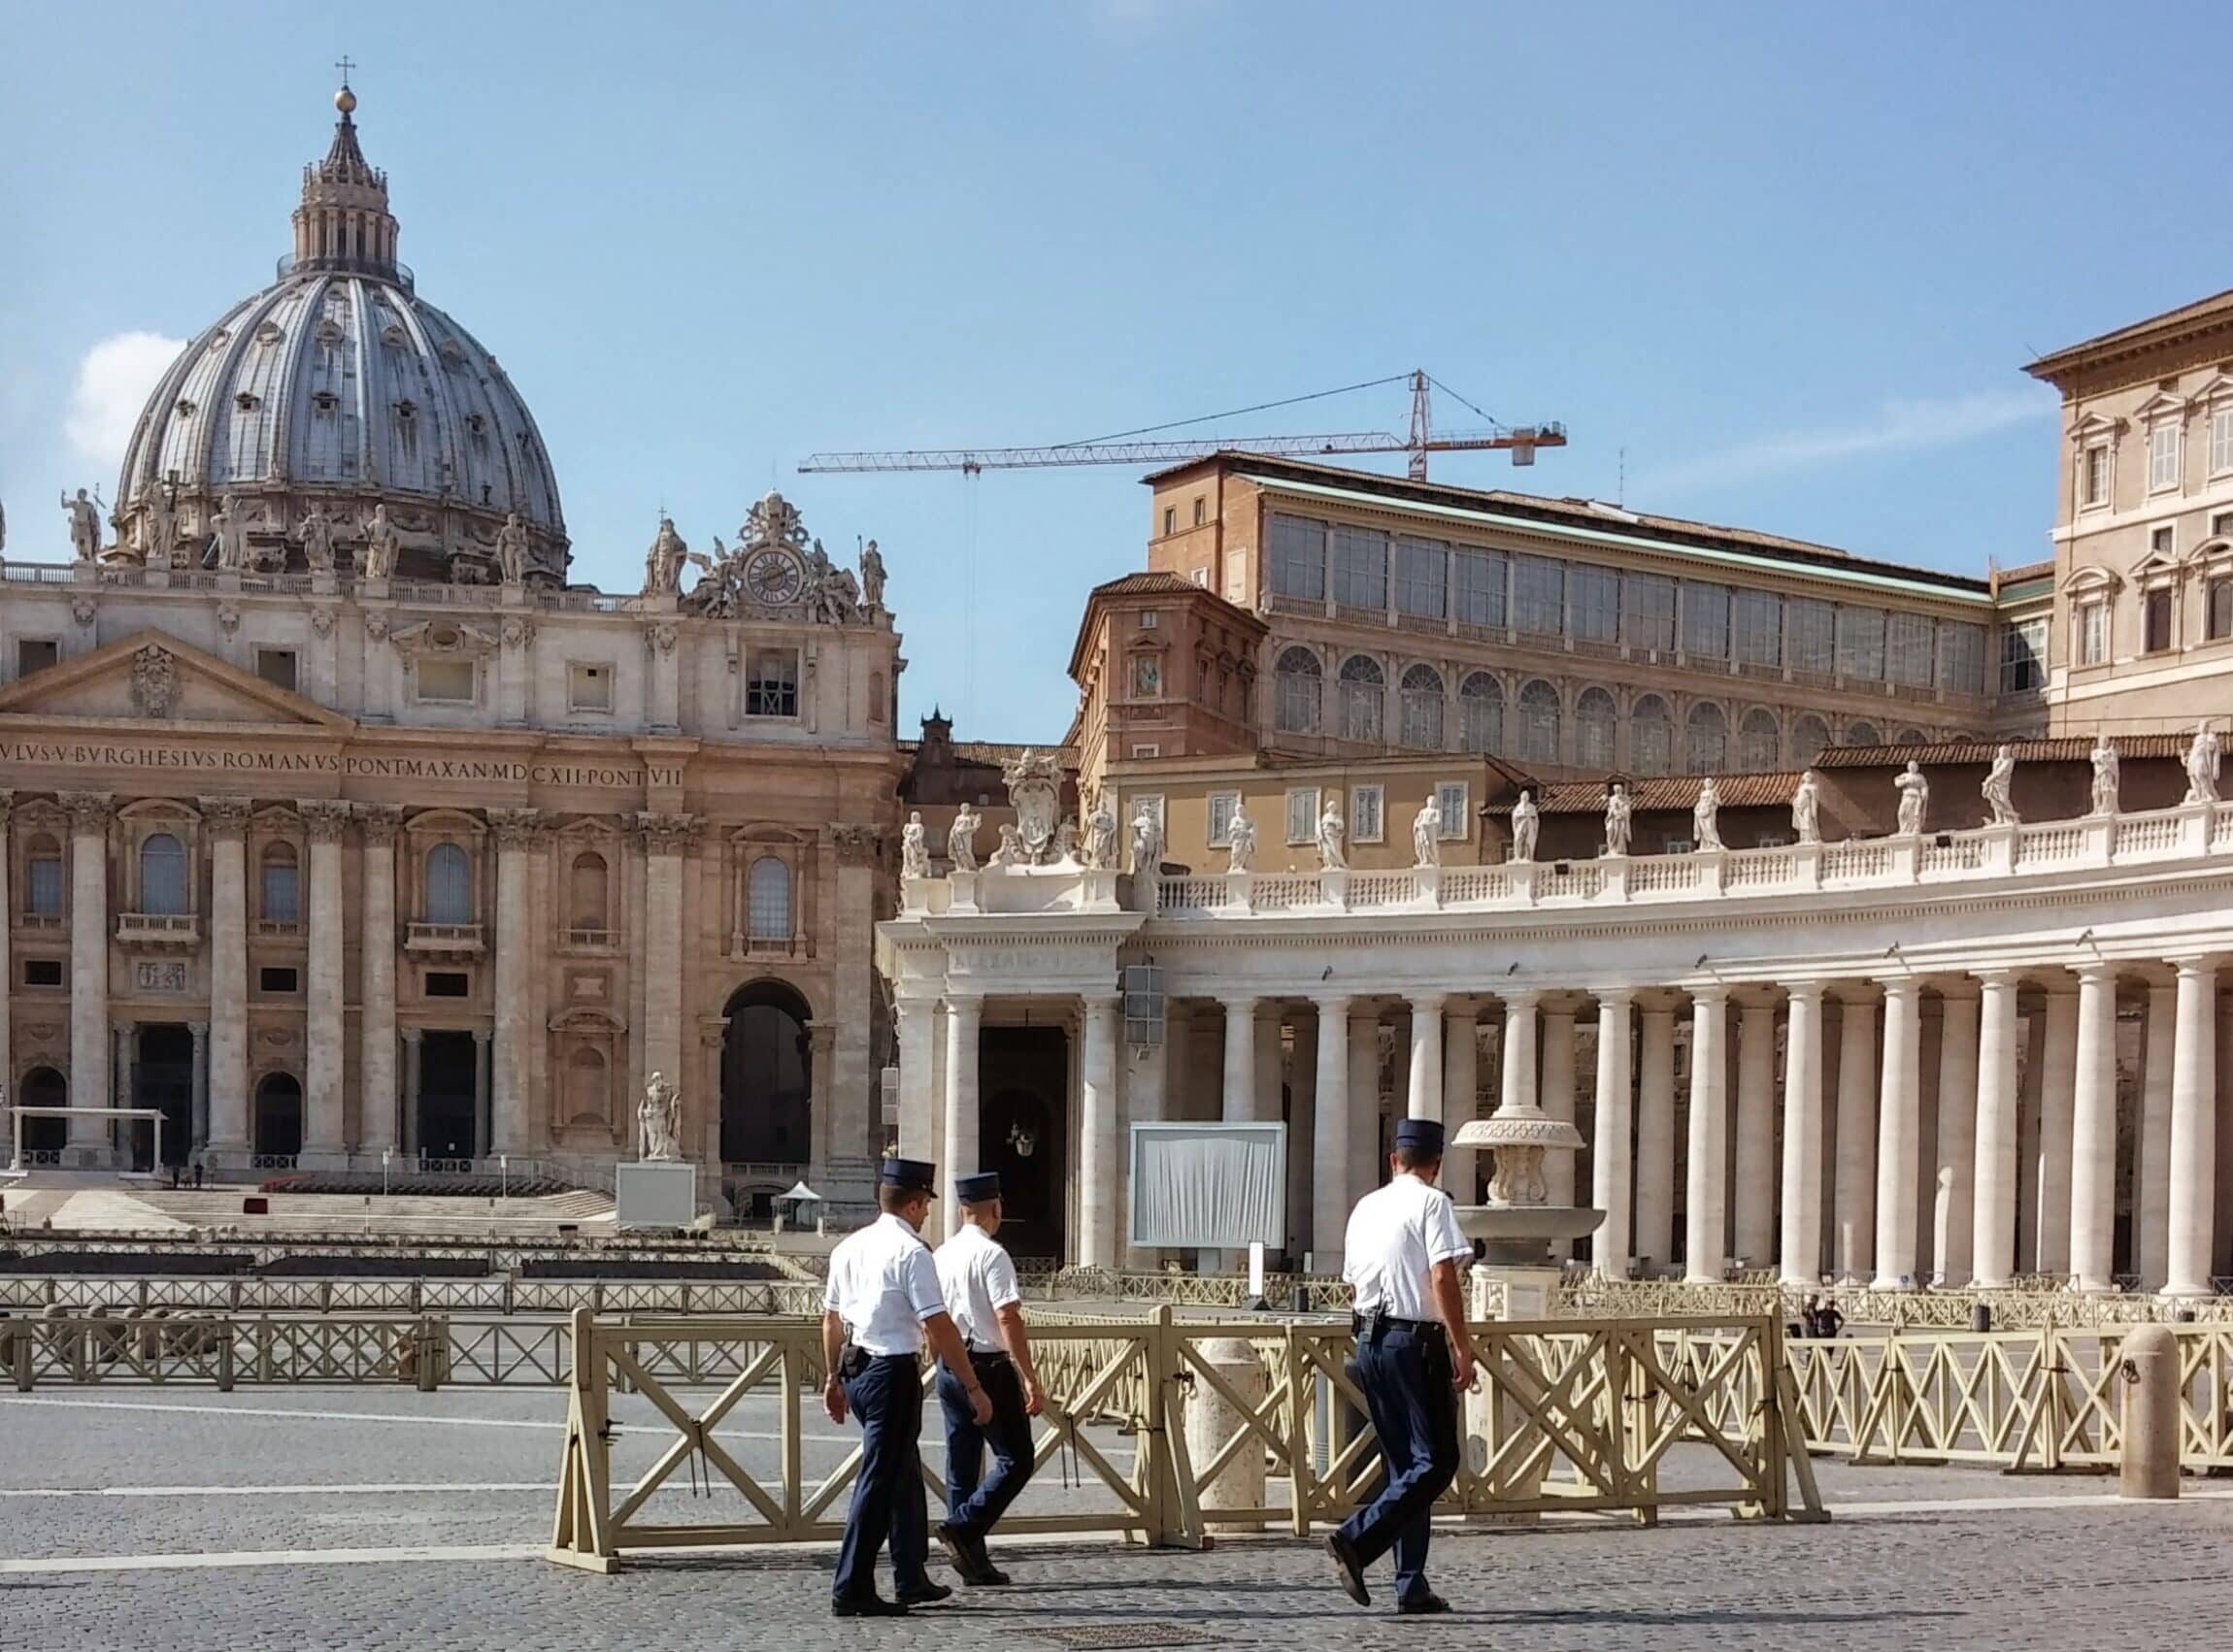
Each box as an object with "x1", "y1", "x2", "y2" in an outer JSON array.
[{"x1": 0, "y1": 741, "x2": 683, "y2": 791}]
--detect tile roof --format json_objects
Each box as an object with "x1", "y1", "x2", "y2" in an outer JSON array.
[
  {"x1": 899, "y1": 740, "x2": 1076, "y2": 769},
  {"x1": 1484, "y1": 772, "x2": 1806, "y2": 816},
  {"x1": 2027, "y1": 286, "x2": 2233, "y2": 380},
  {"x1": 1815, "y1": 735, "x2": 2192, "y2": 768},
  {"x1": 1089, "y1": 571, "x2": 1205, "y2": 597}
]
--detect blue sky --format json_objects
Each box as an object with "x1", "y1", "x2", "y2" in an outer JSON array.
[{"x1": 5, "y1": 2, "x2": 2229, "y2": 743}]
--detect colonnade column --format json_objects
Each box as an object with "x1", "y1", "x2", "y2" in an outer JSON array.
[
  {"x1": 2163, "y1": 958, "x2": 2219, "y2": 1298},
  {"x1": 1683, "y1": 987, "x2": 1729, "y2": 1283},
  {"x1": 941, "y1": 994, "x2": 983, "y2": 1241},
  {"x1": 1832, "y1": 992, "x2": 1878, "y2": 1282},
  {"x1": 63, "y1": 793, "x2": 112, "y2": 1143},
  {"x1": 1931, "y1": 986, "x2": 1980, "y2": 1286},
  {"x1": 357, "y1": 806, "x2": 401, "y2": 1156},
  {"x1": 300, "y1": 801, "x2": 350, "y2": 1158},
  {"x1": 1440, "y1": 1004, "x2": 1479, "y2": 1203},
  {"x1": 401, "y1": 1028, "x2": 423, "y2": 1157},
  {"x1": 1252, "y1": 1005, "x2": 1283, "y2": 1124},
  {"x1": 1122, "y1": 1009, "x2": 1169, "y2": 1272},
  {"x1": 1970, "y1": 972, "x2": 2023, "y2": 1287},
  {"x1": 1590, "y1": 989, "x2": 1634, "y2": 1279},
  {"x1": 1220, "y1": 997, "x2": 1256, "y2": 1124},
  {"x1": 487, "y1": 809, "x2": 539, "y2": 1160},
  {"x1": 2068, "y1": 965, "x2": 2119, "y2": 1292},
  {"x1": 2136, "y1": 982, "x2": 2177, "y2": 1291},
  {"x1": 894, "y1": 998, "x2": 937, "y2": 1160},
  {"x1": 1872, "y1": 979, "x2": 1922, "y2": 1289},
  {"x1": 1312, "y1": 996, "x2": 1351, "y2": 1272},
  {"x1": 1540, "y1": 1007, "x2": 1577, "y2": 1218},
  {"x1": 2034, "y1": 984, "x2": 2080, "y2": 1275},
  {"x1": 1733, "y1": 1001, "x2": 1777, "y2": 1271},
  {"x1": 1286, "y1": 1014, "x2": 1316, "y2": 1258},
  {"x1": 1634, "y1": 1005, "x2": 1677, "y2": 1273},
  {"x1": 1078, "y1": 994, "x2": 1119, "y2": 1271},
  {"x1": 1779, "y1": 983, "x2": 1824, "y2": 1286},
  {"x1": 202, "y1": 797, "x2": 250, "y2": 1156},
  {"x1": 0, "y1": 797, "x2": 11, "y2": 1124},
  {"x1": 1499, "y1": 990, "x2": 1539, "y2": 1116},
  {"x1": 1347, "y1": 1007, "x2": 1382, "y2": 1198},
  {"x1": 1408, "y1": 992, "x2": 1446, "y2": 1129}
]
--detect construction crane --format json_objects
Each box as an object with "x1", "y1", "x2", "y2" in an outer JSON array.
[{"x1": 798, "y1": 370, "x2": 1565, "y2": 482}]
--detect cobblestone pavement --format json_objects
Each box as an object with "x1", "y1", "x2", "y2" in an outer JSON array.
[{"x1": 3, "y1": 1385, "x2": 2228, "y2": 1650}]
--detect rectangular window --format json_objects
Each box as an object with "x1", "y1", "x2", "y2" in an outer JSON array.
[
  {"x1": 2150, "y1": 422, "x2": 2181, "y2": 492},
  {"x1": 2151, "y1": 525, "x2": 2175, "y2": 558},
  {"x1": 1350, "y1": 784, "x2": 1383, "y2": 843},
  {"x1": 1129, "y1": 743, "x2": 1160, "y2": 758},
  {"x1": 1938, "y1": 622, "x2": 1985, "y2": 693},
  {"x1": 255, "y1": 648, "x2": 298, "y2": 692},
  {"x1": 1786, "y1": 598, "x2": 1835, "y2": 674},
  {"x1": 2210, "y1": 578, "x2": 2233, "y2": 641},
  {"x1": 416, "y1": 659, "x2": 475, "y2": 703},
  {"x1": 1451, "y1": 547, "x2": 1508, "y2": 630},
  {"x1": 424, "y1": 971, "x2": 471, "y2": 999},
  {"x1": 1139, "y1": 610, "x2": 1159, "y2": 629},
  {"x1": 27, "y1": 855, "x2": 63, "y2": 917},
  {"x1": 2215, "y1": 512, "x2": 2233, "y2": 539},
  {"x1": 1569, "y1": 564, "x2": 1619, "y2": 643},
  {"x1": 2213, "y1": 408, "x2": 2233, "y2": 478},
  {"x1": 261, "y1": 860, "x2": 300, "y2": 922},
  {"x1": 2001, "y1": 616, "x2": 2048, "y2": 691},
  {"x1": 1267, "y1": 514, "x2": 1326, "y2": 602},
  {"x1": 1680, "y1": 581, "x2": 1731, "y2": 660},
  {"x1": 1435, "y1": 780, "x2": 1470, "y2": 841},
  {"x1": 16, "y1": 639, "x2": 58, "y2": 677},
  {"x1": 1161, "y1": 507, "x2": 1177, "y2": 536},
  {"x1": 1886, "y1": 612, "x2": 1936, "y2": 685},
  {"x1": 1192, "y1": 496, "x2": 1206, "y2": 527},
  {"x1": 1206, "y1": 791, "x2": 1239, "y2": 847},
  {"x1": 745, "y1": 647, "x2": 799, "y2": 717},
  {"x1": 258, "y1": 966, "x2": 299, "y2": 994},
  {"x1": 1836, "y1": 607, "x2": 1886, "y2": 679},
  {"x1": 567, "y1": 662, "x2": 612, "y2": 711},
  {"x1": 1730, "y1": 588, "x2": 1782, "y2": 667},
  {"x1": 22, "y1": 958, "x2": 62, "y2": 987},
  {"x1": 1330, "y1": 525, "x2": 1388, "y2": 611},
  {"x1": 2078, "y1": 599, "x2": 2109, "y2": 666},
  {"x1": 2082, "y1": 445, "x2": 2110, "y2": 506},
  {"x1": 2144, "y1": 587, "x2": 2175, "y2": 653},
  {"x1": 1621, "y1": 574, "x2": 1677, "y2": 651},
  {"x1": 1284, "y1": 787, "x2": 1318, "y2": 845},
  {"x1": 1512, "y1": 555, "x2": 1564, "y2": 636},
  {"x1": 1393, "y1": 536, "x2": 1448, "y2": 620}
]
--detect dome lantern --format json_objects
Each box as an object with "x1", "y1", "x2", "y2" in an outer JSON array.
[{"x1": 289, "y1": 74, "x2": 401, "y2": 284}]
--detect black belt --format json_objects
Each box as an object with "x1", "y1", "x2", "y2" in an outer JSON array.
[{"x1": 966, "y1": 1347, "x2": 1012, "y2": 1365}]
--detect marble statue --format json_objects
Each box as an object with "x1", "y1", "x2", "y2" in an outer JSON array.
[
  {"x1": 1982, "y1": 743, "x2": 2019, "y2": 827},
  {"x1": 361, "y1": 504, "x2": 400, "y2": 580},
  {"x1": 1510, "y1": 789, "x2": 1540, "y2": 863},
  {"x1": 2088, "y1": 735, "x2": 2120, "y2": 817},
  {"x1": 1894, "y1": 760, "x2": 1930, "y2": 836},
  {"x1": 900, "y1": 811, "x2": 931, "y2": 879},
  {"x1": 637, "y1": 1073, "x2": 683, "y2": 1162},
  {"x1": 1226, "y1": 804, "x2": 1256, "y2": 874},
  {"x1": 1693, "y1": 777, "x2": 1724, "y2": 852},
  {"x1": 494, "y1": 512, "x2": 530, "y2": 584},
  {"x1": 1130, "y1": 803, "x2": 1163, "y2": 877},
  {"x1": 1603, "y1": 782, "x2": 1632, "y2": 857},
  {"x1": 859, "y1": 540, "x2": 885, "y2": 610},
  {"x1": 1791, "y1": 770, "x2": 1820, "y2": 844},
  {"x1": 643, "y1": 514, "x2": 686, "y2": 595},
  {"x1": 1083, "y1": 792, "x2": 1118, "y2": 871},
  {"x1": 988, "y1": 824, "x2": 1025, "y2": 869},
  {"x1": 297, "y1": 503, "x2": 338, "y2": 573},
  {"x1": 1316, "y1": 796, "x2": 1348, "y2": 872},
  {"x1": 2183, "y1": 720, "x2": 2220, "y2": 806},
  {"x1": 1412, "y1": 797, "x2": 1442, "y2": 870},
  {"x1": 61, "y1": 488, "x2": 102, "y2": 562},
  {"x1": 1053, "y1": 821, "x2": 1078, "y2": 866},
  {"x1": 947, "y1": 802, "x2": 982, "y2": 873},
  {"x1": 145, "y1": 485, "x2": 178, "y2": 567},
  {"x1": 208, "y1": 494, "x2": 249, "y2": 571}
]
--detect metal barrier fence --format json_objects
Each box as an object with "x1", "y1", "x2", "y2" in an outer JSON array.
[
  {"x1": 1560, "y1": 1275, "x2": 2233, "y2": 1329},
  {"x1": 547, "y1": 1309, "x2": 1823, "y2": 1570},
  {"x1": 0, "y1": 1275, "x2": 826, "y2": 1317}
]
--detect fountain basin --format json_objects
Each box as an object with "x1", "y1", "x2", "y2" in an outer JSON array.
[{"x1": 1455, "y1": 1204, "x2": 1606, "y2": 1267}]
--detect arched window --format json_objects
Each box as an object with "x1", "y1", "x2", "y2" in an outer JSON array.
[
  {"x1": 140, "y1": 833, "x2": 187, "y2": 916},
  {"x1": 1398, "y1": 664, "x2": 1445, "y2": 750},
  {"x1": 1895, "y1": 726, "x2": 1926, "y2": 744},
  {"x1": 260, "y1": 843, "x2": 300, "y2": 923},
  {"x1": 24, "y1": 833, "x2": 63, "y2": 918},
  {"x1": 1843, "y1": 719, "x2": 1882, "y2": 747},
  {"x1": 566, "y1": 1045, "x2": 610, "y2": 1127},
  {"x1": 1790, "y1": 713, "x2": 1831, "y2": 770},
  {"x1": 424, "y1": 843, "x2": 472, "y2": 924},
  {"x1": 1685, "y1": 703, "x2": 1728, "y2": 774},
  {"x1": 1274, "y1": 646, "x2": 1322, "y2": 734},
  {"x1": 569, "y1": 851, "x2": 609, "y2": 932},
  {"x1": 1630, "y1": 695, "x2": 1674, "y2": 776},
  {"x1": 1458, "y1": 673, "x2": 1504, "y2": 755},
  {"x1": 1516, "y1": 679, "x2": 1561, "y2": 765},
  {"x1": 1574, "y1": 687, "x2": 1616, "y2": 771},
  {"x1": 1738, "y1": 708, "x2": 1781, "y2": 773},
  {"x1": 253, "y1": 1073, "x2": 303, "y2": 1159},
  {"x1": 1338, "y1": 655, "x2": 1384, "y2": 743},
  {"x1": 748, "y1": 855, "x2": 792, "y2": 942}
]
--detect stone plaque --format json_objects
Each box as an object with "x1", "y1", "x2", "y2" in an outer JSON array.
[
  {"x1": 615, "y1": 1160, "x2": 697, "y2": 1229},
  {"x1": 136, "y1": 961, "x2": 187, "y2": 993}
]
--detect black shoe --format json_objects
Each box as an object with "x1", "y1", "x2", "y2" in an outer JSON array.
[
  {"x1": 1396, "y1": 1591, "x2": 1451, "y2": 1616},
  {"x1": 936, "y1": 1522, "x2": 994, "y2": 1585},
  {"x1": 831, "y1": 1595, "x2": 909, "y2": 1618},
  {"x1": 974, "y1": 1548, "x2": 1013, "y2": 1588},
  {"x1": 1325, "y1": 1533, "x2": 1371, "y2": 1607},
  {"x1": 896, "y1": 1580, "x2": 953, "y2": 1607}
]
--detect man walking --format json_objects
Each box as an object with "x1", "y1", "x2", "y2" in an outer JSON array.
[
  {"x1": 1324, "y1": 1116, "x2": 1478, "y2": 1615},
  {"x1": 821, "y1": 1157, "x2": 993, "y2": 1618},
  {"x1": 934, "y1": 1171, "x2": 1047, "y2": 1585}
]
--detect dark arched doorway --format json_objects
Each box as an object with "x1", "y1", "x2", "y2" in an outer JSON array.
[
  {"x1": 253, "y1": 1073, "x2": 303, "y2": 1161},
  {"x1": 18, "y1": 1066, "x2": 66, "y2": 1159},
  {"x1": 979, "y1": 1026, "x2": 1070, "y2": 1262},
  {"x1": 719, "y1": 980, "x2": 812, "y2": 1169},
  {"x1": 135, "y1": 1023, "x2": 193, "y2": 1169}
]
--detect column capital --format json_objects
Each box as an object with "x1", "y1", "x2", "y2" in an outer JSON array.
[
  {"x1": 1218, "y1": 992, "x2": 1258, "y2": 1013},
  {"x1": 1883, "y1": 976, "x2": 1923, "y2": 1003},
  {"x1": 471, "y1": 1026, "x2": 492, "y2": 1046},
  {"x1": 2172, "y1": 954, "x2": 2219, "y2": 980},
  {"x1": 1499, "y1": 986, "x2": 1542, "y2": 1010},
  {"x1": 633, "y1": 809, "x2": 699, "y2": 856},
  {"x1": 488, "y1": 807, "x2": 543, "y2": 851},
  {"x1": 1686, "y1": 981, "x2": 1730, "y2": 1006},
  {"x1": 829, "y1": 822, "x2": 883, "y2": 866},
  {"x1": 1590, "y1": 985, "x2": 1636, "y2": 1008},
  {"x1": 1081, "y1": 991, "x2": 1121, "y2": 1019},
  {"x1": 1783, "y1": 979, "x2": 1827, "y2": 1004},
  {"x1": 0, "y1": 788, "x2": 13, "y2": 833},
  {"x1": 401, "y1": 1026, "x2": 424, "y2": 1044},
  {"x1": 2073, "y1": 961, "x2": 2119, "y2": 987},
  {"x1": 356, "y1": 803, "x2": 405, "y2": 845},
  {"x1": 199, "y1": 795, "x2": 253, "y2": 838},
  {"x1": 60, "y1": 791, "x2": 114, "y2": 834},
  {"x1": 1409, "y1": 990, "x2": 1449, "y2": 1014},
  {"x1": 1309, "y1": 991, "x2": 1352, "y2": 1013},
  {"x1": 944, "y1": 991, "x2": 984, "y2": 1016},
  {"x1": 299, "y1": 799, "x2": 352, "y2": 843},
  {"x1": 1972, "y1": 967, "x2": 2023, "y2": 992}
]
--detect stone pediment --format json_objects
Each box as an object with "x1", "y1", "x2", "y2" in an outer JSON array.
[{"x1": 0, "y1": 630, "x2": 352, "y2": 731}]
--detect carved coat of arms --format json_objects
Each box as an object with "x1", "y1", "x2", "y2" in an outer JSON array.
[
  {"x1": 129, "y1": 644, "x2": 179, "y2": 718},
  {"x1": 1000, "y1": 748, "x2": 1065, "y2": 865}
]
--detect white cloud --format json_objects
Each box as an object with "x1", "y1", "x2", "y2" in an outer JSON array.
[
  {"x1": 1635, "y1": 388, "x2": 2055, "y2": 496},
  {"x1": 63, "y1": 330, "x2": 185, "y2": 476}
]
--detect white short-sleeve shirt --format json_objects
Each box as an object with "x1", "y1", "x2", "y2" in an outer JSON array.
[
  {"x1": 935, "y1": 1222, "x2": 1022, "y2": 1352},
  {"x1": 1342, "y1": 1173, "x2": 1471, "y2": 1322},
  {"x1": 823, "y1": 1212, "x2": 948, "y2": 1356}
]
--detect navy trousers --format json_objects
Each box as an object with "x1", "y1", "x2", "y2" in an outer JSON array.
[
  {"x1": 937, "y1": 1354, "x2": 1034, "y2": 1537},
  {"x1": 1335, "y1": 1322, "x2": 1460, "y2": 1604},
  {"x1": 833, "y1": 1354, "x2": 932, "y2": 1603}
]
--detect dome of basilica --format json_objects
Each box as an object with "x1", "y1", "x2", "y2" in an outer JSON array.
[{"x1": 114, "y1": 85, "x2": 568, "y2": 584}]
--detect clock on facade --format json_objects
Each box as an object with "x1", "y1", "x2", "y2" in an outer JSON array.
[{"x1": 746, "y1": 546, "x2": 805, "y2": 607}]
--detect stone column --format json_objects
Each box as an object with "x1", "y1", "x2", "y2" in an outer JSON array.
[
  {"x1": 1122, "y1": 1013, "x2": 1169, "y2": 1272},
  {"x1": 485, "y1": 809, "x2": 539, "y2": 1158},
  {"x1": 63, "y1": 792, "x2": 112, "y2": 1142},
  {"x1": 201, "y1": 797, "x2": 250, "y2": 1156},
  {"x1": 942, "y1": 994, "x2": 983, "y2": 1240},
  {"x1": 299, "y1": 801, "x2": 350, "y2": 1159},
  {"x1": 1931, "y1": 985, "x2": 1980, "y2": 1286},
  {"x1": 1346, "y1": 1006, "x2": 1381, "y2": 1198},
  {"x1": 0, "y1": 796, "x2": 12, "y2": 1113},
  {"x1": 356, "y1": 806, "x2": 401, "y2": 1156},
  {"x1": 401, "y1": 1027, "x2": 423, "y2": 1157},
  {"x1": 1683, "y1": 986, "x2": 1729, "y2": 1283},
  {"x1": 2068, "y1": 964, "x2": 2119, "y2": 1292},
  {"x1": 1079, "y1": 993, "x2": 1120, "y2": 1270},
  {"x1": 1971, "y1": 972, "x2": 2023, "y2": 1288},
  {"x1": 1634, "y1": 1004, "x2": 1677, "y2": 1273},
  {"x1": 1220, "y1": 997, "x2": 1257, "y2": 1124},
  {"x1": 1408, "y1": 992, "x2": 1446, "y2": 1124},
  {"x1": 1441, "y1": 1004, "x2": 1479, "y2": 1205},
  {"x1": 1312, "y1": 996, "x2": 1351, "y2": 1272},
  {"x1": 1540, "y1": 1007, "x2": 1577, "y2": 1255},
  {"x1": 1252, "y1": 1005, "x2": 1283, "y2": 1125},
  {"x1": 1499, "y1": 990, "x2": 1539, "y2": 1117},
  {"x1": 1733, "y1": 1001, "x2": 1777, "y2": 1271},
  {"x1": 472, "y1": 1028, "x2": 492, "y2": 1158},
  {"x1": 1591, "y1": 988, "x2": 1634, "y2": 1279},
  {"x1": 188, "y1": 1020, "x2": 209, "y2": 1153},
  {"x1": 1832, "y1": 993, "x2": 1878, "y2": 1282},
  {"x1": 2136, "y1": 983, "x2": 2177, "y2": 1291},
  {"x1": 827, "y1": 826, "x2": 882, "y2": 1194},
  {"x1": 1872, "y1": 979, "x2": 1923, "y2": 1290},
  {"x1": 2164, "y1": 958, "x2": 2219, "y2": 1298},
  {"x1": 114, "y1": 1022, "x2": 135, "y2": 1165},
  {"x1": 895, "y1": 997, "x2": 937, "y2": 1160},
  {"x1": 1780, "y1": 983, "x2": 1825, "y2": 1287},
  {"x1": 1286, "y1": 1014, "x2": 1316, "y2": 1258},
  {"x1": 635, "y1": 813, "x2": 695, "y2": 1148},
  {"x1": 2034, "y1": 983, "x2": 2080, "y2": 1275}
]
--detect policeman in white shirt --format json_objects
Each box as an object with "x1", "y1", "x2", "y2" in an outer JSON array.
[
  {"x1": 933, "y1": 1170, "x2": 1047, "y2": 1586},
  {"x1": 821, "y1": 1157, "x2": 993, "y2": 1618},
  {"x1": 1324, "y1": 1116, "x2": 1479, "y2": 1616}
]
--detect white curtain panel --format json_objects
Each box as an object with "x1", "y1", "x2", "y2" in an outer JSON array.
[{"x1": 1129, "y1": 1124, "x2": 1285, "y2": 1248}]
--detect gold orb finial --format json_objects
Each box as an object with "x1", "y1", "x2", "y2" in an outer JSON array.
[{"x1": 335, "y1": 84, "x2": 357, "y2": 115}]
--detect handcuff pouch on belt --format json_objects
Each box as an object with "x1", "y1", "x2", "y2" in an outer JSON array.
[{"x1": 837, "y1": 1343, "x2": 869, "y2": 1382}]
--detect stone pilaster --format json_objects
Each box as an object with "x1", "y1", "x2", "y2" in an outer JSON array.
[
  {"x1": 941, "y1": 994, "x2": 983, "y2": 1240},
  {"x1": 62, "y1": 792, "x2": 113, "y2": 1146},
  {"x1": 299, "y1": 800, "x2": 351, "y2": 1159},
  {"x1": 634, "y1": 810, "x2": 697, "y2": 1155},
  {"x1": 356, "y1": 806, "x2": 402, "y2": 1155},
  {"x1": 201, "y1": 796, "x2": 252, "y2": 1157},
  {"x1": 643, "y1": 621, "x2": 680, "y2": 733},
  {"x1": 487, "y1": 808, "x2": 541, "y2": 1155},
  {"x1": 825, "y1": 824, "x2": 881, "y2": 1202},
  {"x1": 188, "y1": 1020, "x2": 209, "y2": 1155},
  {"x1": 0, "y1": 793, "x2": 13, "y2": 1110},
  {"x1": 1078, "y1": 992, "x2": 1120, "y2": 1270}
]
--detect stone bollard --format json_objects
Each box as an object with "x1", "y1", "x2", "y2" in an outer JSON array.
[
  {"x1": 2119, "y1": 1325, "x2": 2180, "y2": 1500},
  {"x1": 1183, "y1": 1337, "x2": 1265, "y2": 1535}
]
